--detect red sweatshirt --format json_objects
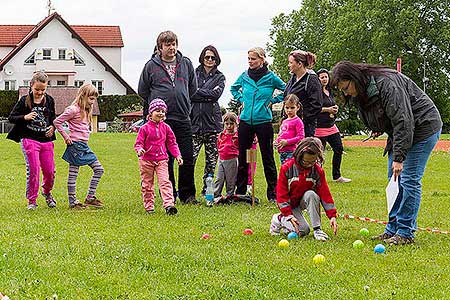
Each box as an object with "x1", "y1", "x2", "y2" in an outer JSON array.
[{"x1": 276, "y1": 159, "x2": 337, "y2": 219}]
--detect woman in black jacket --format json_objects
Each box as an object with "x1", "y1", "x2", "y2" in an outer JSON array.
[
  {"x1": 315, "y1": 68, "x2": 351, "y2": 183},
  {"x1": 190, "y1": 45, "x2": 226, "y2": 196},
  {"x1": 284, "y1": 50, "x2": 323, "y2": 137},
  {"x1": 331, "y1": 61, "x2": 442, "y2": 245}
]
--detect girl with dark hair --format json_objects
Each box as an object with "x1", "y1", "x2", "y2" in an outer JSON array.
[
  {"x1": 284, "y1": 50, "x2": 323, "y2": 137},
  {"x1": 270, "y1": 137, "x2": 338, "y2": 240},
  {"x1": 190, "y1": 45, "x2": 226, "y2": 198},
  {"x1": 230, "y1": 47, "x2": 286, "y2": 203},
  {"x1": 331, "y1": 61, "x2": 442, "y2": 245},
  {"x1": 315, "y1": 68, "x2": 351, "y2": 183},
  {"x1": 7, "y1": 71, "x2": 57, "y2": 210}
]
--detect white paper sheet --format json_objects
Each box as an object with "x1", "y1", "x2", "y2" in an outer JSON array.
[{"x1": 385, "y1": 176, "x2": 399, "y2": 214}]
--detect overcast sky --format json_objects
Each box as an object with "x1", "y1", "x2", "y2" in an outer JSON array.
[{"x1": 2, "y1": 0, "x2": 300, "y2": 106}]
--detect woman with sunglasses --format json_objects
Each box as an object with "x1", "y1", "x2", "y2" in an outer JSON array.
[
  {"x1": 284, "y1": 50, "x2": 323, "y2": 137},
  {"x1": 190, "y1": 45, "x2": 226, "y2": 198},
  {"x1": 230, "y1": 47, "x2": 285, "y2": 203},
  {"x1": 331, "y1": 61, "x2": 442, "y2": 245}
]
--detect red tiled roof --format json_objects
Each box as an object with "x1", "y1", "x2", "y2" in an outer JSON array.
[
  {"x1": 0, "y1": 25, "x2": 34, "y2": 46},
  {"x1": 0, "y1": 25, "x2": 123, "y2": 47}
]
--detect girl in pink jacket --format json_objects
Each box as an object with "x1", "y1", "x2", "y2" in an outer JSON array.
[
  {"x1": 275, "y1": 94, "x2": 305, "y2": 165},
  {"x1": 134, "y1": 98, "x2": 182, "y2": 215}
]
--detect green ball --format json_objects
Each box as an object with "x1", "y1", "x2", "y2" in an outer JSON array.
[
  {"x1": 353, "y1": 239, "x2": 364, "y2": 249},
  {"x1": 359, "y1": 228, "x2": 370, "y2": 236}
]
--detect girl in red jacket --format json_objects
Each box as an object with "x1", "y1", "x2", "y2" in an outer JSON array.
[
  {"x1": 269, "y1": 137, "x2": 338, "y2": 240},
  {"x1": 134, "y1": 98, "x2": 182, "y2": 215}
]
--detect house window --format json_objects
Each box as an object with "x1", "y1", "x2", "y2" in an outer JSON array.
[
  {"x1": 74, "y1": 80, "x2": 84, "y2": 88},
  {"x1": 74, "y1": 51, "x2": 85, "y2": 65},
  {"x1": 92, "y1": 80, "x2": 103, "y2": 95},
  {"x1": 5, "y1": 80, "x2": 16, "y2": 90},
  {"x1": 57, "y1": 80, "x2": 66, "y2": 86},
  {"x1": 23, "y1": 80, "x2": 30, "y2": 87},
  {"x1": 58, "y1": 49, "x2": 66, "y2": 60},
  {"x1": 43, "y1": 49, "x2": 52, "y2": 60},
  {"x1": 24, "y1": 51, "x2": 36, "y2": 64}
]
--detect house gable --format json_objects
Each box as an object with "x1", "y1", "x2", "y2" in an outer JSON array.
[{"x1": 0, "y1": 13, "x2": 135, "y2": 94}]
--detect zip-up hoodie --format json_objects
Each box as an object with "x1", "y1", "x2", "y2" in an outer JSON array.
[
  {"x1": 230, "y1": 70, "x2": 285, "y2": 125},
  {"x1": 138, "y1": 51, "x2": 197, "y2": 122},
  {"x1": 284, "y1": 69, "x2": 322, "y2": 124},
  {"x1": 134, "y1": 120, "x2": 181, "y2": 162}
]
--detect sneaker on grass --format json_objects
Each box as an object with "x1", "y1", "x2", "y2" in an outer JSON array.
[
  {"x1": 27, "y1": 203, "x2": 38, "y2": 210},
  {"x1": 313, "y1": 229, "x2": 329, "y2": 241},
  {"x1": 42, "y1": 192, "x2": 57, "y2": 208},
  {"x1": 85, "y1": 196, "x2": 104, "y2": 208}
]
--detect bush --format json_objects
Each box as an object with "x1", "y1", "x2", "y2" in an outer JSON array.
[
  {"x1": 0, "y1": 90, "x2": 19, "y2": 117},
  {"x1": 97, "y1": 94, "x2": 142, "y2": 122}
]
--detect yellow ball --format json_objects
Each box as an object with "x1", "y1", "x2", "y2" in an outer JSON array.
[
  {"x1": 278, "y1": 239, "x2": 289, "y2": 248},
  {"x1": 313, "y1": 254, "x2": 325, "y2": 264}
]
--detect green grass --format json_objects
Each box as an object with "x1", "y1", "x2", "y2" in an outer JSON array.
[{"x1": 1, "y1": 133, "x2": 449, "y2": 299}]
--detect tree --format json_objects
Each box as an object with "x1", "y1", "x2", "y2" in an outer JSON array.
[{"x1": 267, "y1": 0, "x2": 450, "y2": 132}]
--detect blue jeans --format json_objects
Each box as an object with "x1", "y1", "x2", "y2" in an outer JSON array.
[
  {"x1": 279, "y1": 151, "x2": 293, "y2": 165},
  {"x1": 385, "y1": 130, "x2": 441, "y2": 238}
]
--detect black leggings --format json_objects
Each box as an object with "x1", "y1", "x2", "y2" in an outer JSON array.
[
  {"x1": 318, "y1": 132, "x2": 344, "y2": 180},
  {"x1": 236, "y1": 121, "x2": 277, "y2": 200}
]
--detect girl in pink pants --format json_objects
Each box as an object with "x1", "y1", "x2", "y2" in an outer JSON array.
[
  {"x1": 134, "y1": 98, "x2": 182, "y2": 215},
  {"x1": 7, "y1": 72, "x2": 57, "y2": 210}
]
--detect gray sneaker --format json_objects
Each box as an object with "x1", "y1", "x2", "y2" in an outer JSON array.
[
  {"x1": 42, "y1": 192, "x2": 57, "y2": 208},
  {"x1": 27, "y1": 203, "x2": 38, "y2": 210}
]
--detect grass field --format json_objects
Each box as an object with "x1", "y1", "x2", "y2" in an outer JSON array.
[{"x1": 1, "y1": 133, "x2": 449, "y2": 299}]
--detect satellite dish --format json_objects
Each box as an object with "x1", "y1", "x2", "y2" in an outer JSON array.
[{"x1": 4, "y1": 65, "x2": 14, "y2": 76}]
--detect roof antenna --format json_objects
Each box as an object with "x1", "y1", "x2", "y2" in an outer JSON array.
[{"x1": 47, "y1": 0, "x2": 55, "y2": 16}]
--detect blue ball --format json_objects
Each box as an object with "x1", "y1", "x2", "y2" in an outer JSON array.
[
  {"x1": 374, "y1": 244, "x2": 386, "y2": 254},
  {"x1": 287, "y1": 232, "x2": 299, "y2": 240}
]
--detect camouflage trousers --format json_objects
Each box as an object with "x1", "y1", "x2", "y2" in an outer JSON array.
[{"x1": 192, "y1": 133, "x2": 219, "y2": 194}]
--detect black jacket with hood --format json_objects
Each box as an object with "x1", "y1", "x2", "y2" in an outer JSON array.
[
  {"x1": 138, "y1": 51, "x2": 198, "y2": 122},
  {"x1": 190, "y1": 66, "x2": 225, "y2": 134},
  {"x1": 283, "y1": 69, "x2": 323, "y2": 124},
  {"x1": 357, "y1": 72, "x2": 442, "y2": 162}
]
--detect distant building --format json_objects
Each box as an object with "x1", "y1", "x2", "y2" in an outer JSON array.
[{"x1": 0, "y1": 12, "x2": 135, "y2": 95}]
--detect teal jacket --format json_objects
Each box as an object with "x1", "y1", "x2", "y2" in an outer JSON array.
[{"x1": 230, "y1": 71, "x2": 285, "y2": 125}]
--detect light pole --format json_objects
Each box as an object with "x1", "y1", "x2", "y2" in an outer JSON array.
[{"x1": 422, "y1": 55, "x2": 429, "y2": 93}]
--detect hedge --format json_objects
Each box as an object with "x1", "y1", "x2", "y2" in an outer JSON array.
[
  {"x1": 0, "y1": 90, "x2": 19, "y2": 118},
  {"x1": 97, "y1": 94, "x2": 143, "y2": 122}
]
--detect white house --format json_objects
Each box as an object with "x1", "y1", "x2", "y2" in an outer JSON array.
[{"x1": 0, "y1": 12, "x2": 135, "y2": 95}]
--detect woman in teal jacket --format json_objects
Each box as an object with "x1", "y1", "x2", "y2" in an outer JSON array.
[{"x1": 230, "y1": 47, "x2": 285, "y2": 202}]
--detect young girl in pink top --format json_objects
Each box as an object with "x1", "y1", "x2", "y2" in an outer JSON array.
[
  {"x1": 54, "y1": 84, "x2": 104, "y2": 209},
  {"x1": 214, "y1": 112, "x2": 239, "y2": 200},
  {"x1": 275, "y1": 94, "x2": 305, "y2": 165},
  {"x1": 134, "y1": 98, "x2": 182, "y2": 215}
]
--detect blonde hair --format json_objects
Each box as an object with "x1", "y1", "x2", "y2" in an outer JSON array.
[
  {"x1": 26, "y1": 71, "x2": 48, "y2": 109},
  {"x1": 73, "y1": 83, "x2": 98, "y2": 124},
  {"x1": 248, "y1": 47, "x2": 268, "y2": 66},
  {"x1": 223, "y1": 111, "x2": 238, "y2": 124}
]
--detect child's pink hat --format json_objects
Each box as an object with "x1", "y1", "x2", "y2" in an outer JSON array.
[{"x1": 148, "y1": 98, "x2": 167, "y2": 113}]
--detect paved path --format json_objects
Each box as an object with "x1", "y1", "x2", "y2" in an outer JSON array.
[{"x1": 343, "y1": 139, "x2": 450, "y2": 152}]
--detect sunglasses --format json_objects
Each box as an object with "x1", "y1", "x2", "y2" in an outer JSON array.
[{"x1": 204, "y1": 55, "x2": 216, "y2": 61}]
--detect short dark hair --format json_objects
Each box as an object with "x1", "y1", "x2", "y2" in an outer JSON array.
[
  {"x1": 198, "y1": 45, "x2": 221, "y2": 66},
  {"x1": 156, "y1": 31, "x2": 178, "y2": 50}
]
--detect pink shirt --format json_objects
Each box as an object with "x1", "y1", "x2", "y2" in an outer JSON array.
[
  {"x1": 217, "y1": 130, "x2": 239, "y2": 160},
  {"x1": 315, "y1": 124, "x2": 339, "y2": 137},
  {"x1": 134, "y1": 120, "x2": 181, "y2": 162},
  {"x1": 276, "y1": 116, "x2": 304, "y2": 152},
  {"x1": 53, "y1": 105, "x2": 90, "y2": 142}
]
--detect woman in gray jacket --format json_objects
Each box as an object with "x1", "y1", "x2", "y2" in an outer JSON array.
[{"x1": 331, "y1": 61, "x2": 442, "y2": 245}]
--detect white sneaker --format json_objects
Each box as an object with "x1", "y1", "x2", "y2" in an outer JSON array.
[
  {"x1": 313, "y1": 229, "x2": 329, "y2": 241},
  {"x1": 333, "y1": 176, "x2": 352, "y2": 183},
  {"x1": 27, "y1": 203, "x2": 37, "y2": 210},
  {"x1": 269, "y1": 214, "x2": 282, "y2": 235},
  {"x1": 246, "y1": 184, "x2": 252, "y2": 195}
]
